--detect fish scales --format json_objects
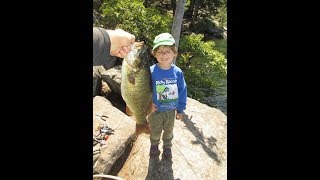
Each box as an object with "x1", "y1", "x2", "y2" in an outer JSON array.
[{"x1": 121, "y1": 42, "x2": 152, "y2": 125}]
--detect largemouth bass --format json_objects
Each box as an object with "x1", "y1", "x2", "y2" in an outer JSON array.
[{"x1": 121, "y1": 42, "x2": 152, "y2": 125}]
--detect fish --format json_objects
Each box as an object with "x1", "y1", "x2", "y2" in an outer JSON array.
[{"x1": 121, "y1": 41, "x2": 152, "y2": 126}]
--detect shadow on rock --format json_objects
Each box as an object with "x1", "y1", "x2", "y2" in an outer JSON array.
[
  {"x1": 146, "y1": 157, "x2": 160, "y2": 180},
  {"x1": 159, "y1": 158, "x2": 174, "y2": 180},
  {"x1": 146, "y1": 157, "x2": 176, "y2": 180},
  {"x1": 181, "y1": 114, "x2": 221, "y2": 164}
]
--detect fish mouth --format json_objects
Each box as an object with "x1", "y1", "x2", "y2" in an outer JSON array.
[
  {"x1": 134, "y1": 41, "x2": 144, "y2": 48},
  {"x1": 124, "y1": 42, "x2": 145, "y2": 69}
]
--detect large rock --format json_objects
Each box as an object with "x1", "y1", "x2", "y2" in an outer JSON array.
[
  {"x1": 100, "y1": 65, "x2": 122, "y2": 95},
  {"x1": 117, "y1": 98, "x2": 227, "y2": 180},
  {"x1": 93, "y1": 96, "x2": 136, "y2": 174},
  {"x1": 92, "y1": 57, "x2": 118, "y2": 97},
  {"x1": 93, "y1": 66, "x2": 102, "y2": 97},
  {"x1": 92, "y1": 65, "x2": 227, "y2": 179},
  {"x1": 93, "y1": 65, "x2": 122, "y2": 97}
]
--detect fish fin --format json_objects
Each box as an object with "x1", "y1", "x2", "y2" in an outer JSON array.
[
  {"x1": 125, "y1": 105, "x2": 134, "y2": 116},
  {"x1": 135, "y1": 121, "x2": 151, "y2": 137},
  {"x1": 128, "y1": 72, "x2": 135, "y2": 84}
]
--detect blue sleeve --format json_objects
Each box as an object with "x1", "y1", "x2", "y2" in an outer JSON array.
[{"x1": 177, "y1": 71, "x2": 187, "y2": 114}]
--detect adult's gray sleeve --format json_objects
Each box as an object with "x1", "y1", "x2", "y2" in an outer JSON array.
[{"x1": 93, "y1": 27, "x2": 115, "y2": 67}]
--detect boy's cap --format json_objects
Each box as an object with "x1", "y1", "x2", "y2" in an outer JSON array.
[{"x1": 153, "y1": 33, "x2": 175, "y2": 50}]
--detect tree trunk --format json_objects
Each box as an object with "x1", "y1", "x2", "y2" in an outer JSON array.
[
  {"x1": 192, "y1": 0, "x2": 199, "y2": 25},
  {"x1": 186, "y1": 0, "x2": 195, "y2": 18},
  {"x1": 171, "y1": 0, "x2": 186, "y2": 64}
]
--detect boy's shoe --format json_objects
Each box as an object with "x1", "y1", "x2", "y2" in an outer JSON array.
[
  {"x1": 162, "y1": 147, "x2": 172, "y2": 159},
  {"x1": 149, "y1": 145, "x2": 160, "y2": 157}
]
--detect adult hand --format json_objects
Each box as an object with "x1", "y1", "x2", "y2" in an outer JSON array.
[{"x1": 106, "y1": 29, "x2": 135, "y2": 58}]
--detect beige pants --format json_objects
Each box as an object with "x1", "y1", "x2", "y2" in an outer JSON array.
[{"x1": 147, "y1": 110, "x2": 176, "y2": 148}]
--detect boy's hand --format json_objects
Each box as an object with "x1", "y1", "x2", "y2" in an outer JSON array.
[
  {"x1": 147, "y1": 102, "x2": 158, "y2": 115},
  {"x1": 176, "y1": 112, "x2": 184, "y2": 120}
]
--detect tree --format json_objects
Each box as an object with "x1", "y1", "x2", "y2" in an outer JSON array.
[{"x1": 171, "y1": 0, "x2": 186, "y2": 64}]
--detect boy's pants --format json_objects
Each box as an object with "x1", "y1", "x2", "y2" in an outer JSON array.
[{"x1": 147, "y1": 110, "x2": 176, "y2": 148}]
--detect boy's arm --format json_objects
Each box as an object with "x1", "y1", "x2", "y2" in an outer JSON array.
[{"x1": 176, "y1": 72, "x2": 187, "y2": 115}]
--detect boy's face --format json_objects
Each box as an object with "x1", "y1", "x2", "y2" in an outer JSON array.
[{"x1": 154, "y1": 46, "x2": 176, "y2": 67}]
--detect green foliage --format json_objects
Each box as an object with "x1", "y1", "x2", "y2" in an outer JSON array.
[
  {"x1": 177, "y1": 33, "x2": 227, "y2": 100},
  {"x1": 193, "y1": 17, "x2": 217, "y2": 34},
  {"x1": 213, "y1": 5, "x2": 227, "y2": 28},
  {"x1": 96, "y1": 0, "x2": 172, "y2": 47},
  {"x1": 188, "y1": 0, "x2": 226, "y2": 20},
  {"x1": 213, "y1": 38, "x2": 227, "y2": 58}
]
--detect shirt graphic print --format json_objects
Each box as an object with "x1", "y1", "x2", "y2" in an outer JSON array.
[{"x1": 156, "y1": 78, "x2": 178, "y2": 103}]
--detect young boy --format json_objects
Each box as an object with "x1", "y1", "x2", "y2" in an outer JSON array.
[{"x1": 148, "y1": 33, "x2": 187, "y2": 159}]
